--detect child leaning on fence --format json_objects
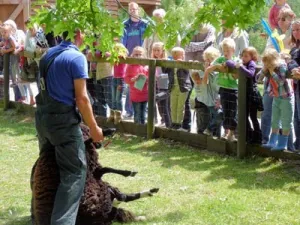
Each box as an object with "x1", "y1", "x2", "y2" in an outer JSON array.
[
  {"x1": 168, "y1": 47, "x2": 192, "y2": 130},
  {"x1": 203, "y1": 38, "x2": 239, "y2": 142},
  {"x1": 192, "y1": 46, "x2": 223, "y2": 137},
  {"x1": 152, "y1": 42, "x2": 172, "y2": 128},
  {"x1": 124, "y1": 46, "x2": 149, "y2": 125},
  {"x1": 226, "y1": 47, "x2": 263, "y2": 144},
  {"x1": 261, "y1": 48, "x2": 294, "y2": 151},
  {"x1": 0, "y1": 25, "x2": 17, "y2": 83}
]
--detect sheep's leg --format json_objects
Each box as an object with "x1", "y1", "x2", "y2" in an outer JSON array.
[
  {"x1": 30, "y1": 159, "x2": 38, "y2": 225},
  {"x1": 111, "y1": 188, "x2": 159, "y2": 206},
  {"x1": 93, "y1": 167, "x2": 137, "y2": 179}
]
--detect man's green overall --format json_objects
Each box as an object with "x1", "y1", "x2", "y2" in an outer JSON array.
[{"x1": 35, "y1": 48, "x2": 87, "y2": 225}]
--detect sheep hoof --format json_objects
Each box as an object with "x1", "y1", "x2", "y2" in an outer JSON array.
[
  {"x1": 135, "y1": 216, "x2": 146, "y2": 221},
  {"x1": 150, "y1": 188, "x2": 159, "y2": 193},
  {"x1": 130, "y1": 171, "x2": 138, "y2": 177}
]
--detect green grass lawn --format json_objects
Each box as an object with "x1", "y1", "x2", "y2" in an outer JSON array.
[{"x1": 1, "y1": 108, "x2": 300, "y2": 225}]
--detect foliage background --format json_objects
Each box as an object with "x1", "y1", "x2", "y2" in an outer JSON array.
[{"x1": 31, "y1": 0, "x2": 300, "y2": 56}]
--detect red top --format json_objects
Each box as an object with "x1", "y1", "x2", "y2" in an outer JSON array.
[
  {"x1": 113, "y1": 63, "x2": 127, "y2": 78},
  {"x1": 124, "y1": 64, "x2": 149, "y2": 102}
]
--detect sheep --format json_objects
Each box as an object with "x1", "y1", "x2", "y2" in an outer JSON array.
[{"x1": 31, "y1": 124, "x2": 159, "y2": 225}]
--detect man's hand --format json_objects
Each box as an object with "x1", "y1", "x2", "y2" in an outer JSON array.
[
  {"x1": 90, "y1": 125, "x2": 104, "y2": 142},
  {"x1": 75, "y1": 78, "x2": 103, "y2": 142}
]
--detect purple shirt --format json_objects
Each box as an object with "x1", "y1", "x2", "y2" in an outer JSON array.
[{"x1": 122, "y1": 19, "x2": 147, "y2": 55}]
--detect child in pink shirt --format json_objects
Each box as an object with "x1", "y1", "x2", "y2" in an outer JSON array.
[
  {"x1": 124, "y1": 46, "x2": 149, "y2": 124},
  {"x1": 268, "y1": 0, "x2": 290, "y2": 30}
]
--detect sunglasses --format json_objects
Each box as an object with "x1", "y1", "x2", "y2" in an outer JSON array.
[{"x1": 278, "y1": 17, "x2": 286, "y2": 22}]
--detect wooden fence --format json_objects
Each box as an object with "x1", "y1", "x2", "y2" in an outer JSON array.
[{"x1": 2, "y1": 52, "x2": 300, "y2": 160}]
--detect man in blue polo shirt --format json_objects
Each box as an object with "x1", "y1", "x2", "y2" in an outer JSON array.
[{"x1": 35, "y1": 30, "x2": 103, "y2": 225}]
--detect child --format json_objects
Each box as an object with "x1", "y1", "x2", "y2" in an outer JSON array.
[
  {"x1": 152, "y1": 42, "x2": 171, "y2": 128},
  {"x1": 226, "y1": 47, "x2": 263, "y2": 144},
  {"x1": 0, "y1": 24, "x2": 23, "y2": 102},
  {"x1": 203, "y1": 38, "x2": 239, "y2": 141},
  {"x1": 169, "y1": 47, "x2": 192, "y2": 130},
  {"x1": 110, "y1": 43, "x2": 128, "y2": 124},
  {"x1": 124, "y1": 46, "x2": 149, "y2": 124},
  {"x1": 261, "y1": 48, "x2": 294, "y2": 151},
  {"x1": 268, "y1": 0, "x2": 290, "y2": 30},
  {"x1": 0, "y1": 25, "x2": 17, "y2": 82},
  {"x1": 193, "y1": 47, "x2": 223, "y2": 137}
]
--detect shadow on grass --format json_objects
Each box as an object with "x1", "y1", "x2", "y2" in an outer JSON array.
[
  {"x1": 0, "y1": 109, "x2": 36, "y2": 138},
  {"x1": 0, "y1": 206, "x2": 31, "y2": 225},
  {"x1": 1, "y1": 108, "x2": 300, "y2": 193},
  {"x1": 110, "y1": 133, "x2": 300, "y2": 192}
]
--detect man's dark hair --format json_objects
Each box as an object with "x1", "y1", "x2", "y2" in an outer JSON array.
[{"x1": 62, "y1": 31, "x2": 69, "y2": 40}]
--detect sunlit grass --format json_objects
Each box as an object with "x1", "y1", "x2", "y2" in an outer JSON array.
[{"x1": 0, "y1": 108, "x2": 300, "y2": 225}]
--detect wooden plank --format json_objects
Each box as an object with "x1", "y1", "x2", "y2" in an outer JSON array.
[
  {"x1": 237, "y1": 68, "x2": 247, "y2": 158},
  {"x1": 147, "y1": 59, "x2": 156, "y2": 139},
  {"x1": 119, "y1": 0, "x2": 161, "y2": 5},
  {"x1": 0, "y1": 0, "x2": 21, "y2": 3},
  {"x1": 3, "y1": 54, "x2": 9, "y2": 111},
  {"x1": 91, "y1": 56, "x2": 205, "y2": 70},
  {"x1": 9, "y1": 2, "x2": 24, "y2": 20},
  {"x1": 207, "y1": 137, "x2": 227, "y2": 154},
  {"x1": 23, "y1": 0, "x2": 30, "y2": 22}
]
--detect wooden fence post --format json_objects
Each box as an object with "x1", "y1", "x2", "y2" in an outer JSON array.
[
  {"x1": 3, "y1": 53, "x2": 10, "y2": 110},
  {"x1": 237, "y1": 70, "x2": 247, "y2": 158},
  {"x1": 147, "y1": 59, "x2": 156, "y2": 139}
]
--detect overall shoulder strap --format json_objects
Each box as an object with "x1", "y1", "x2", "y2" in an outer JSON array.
[{"x1": 39, "y1": 48, "x2": 69, "y2": 91}]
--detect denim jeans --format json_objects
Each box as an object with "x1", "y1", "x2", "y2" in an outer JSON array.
[
  {"x1": 112, "y1": 78, "x2": 124, "y2": 111},
  {"x1": 261, "y1": 93, "x2": 273, "y2": 143},
  {"x1": 95, "y1": 76, "x2": 113, "y2": 117},
  {"x1": 125, "y1": 85, "x2": 133, "y2": 116},
  {"x1": 132, "y1": 101, "x2": 147, "y2": 124}
]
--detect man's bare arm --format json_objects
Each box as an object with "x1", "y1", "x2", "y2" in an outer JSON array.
[{"x1": 74, "y1": 78, "x2": 103, "y2": 142}]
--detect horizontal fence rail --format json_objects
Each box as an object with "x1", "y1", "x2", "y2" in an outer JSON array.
[{"x1": 2, "y1": 51, "x2": 298, "y2": 160}]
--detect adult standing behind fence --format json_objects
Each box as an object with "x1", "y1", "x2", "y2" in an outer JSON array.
[
  {"x1": 288, "y1": 18, "x2": 300, "y2": 151},
  {"x1": 35, "y1": 30, "x2": 103, "y2": 225},
  {"x1": 215, "y1": 23, "x2": 249, "y2": 57},
  {"x1": 181, "y1": 24, "x2": 216, "y2": 132},
  {"x1": 122, "y1": 2, "x2": 148, "y2": 119}
]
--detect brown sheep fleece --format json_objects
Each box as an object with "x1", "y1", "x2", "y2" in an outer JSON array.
[{"x1": 31, "y1": 124, "x2": 136, "y2": 225}]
